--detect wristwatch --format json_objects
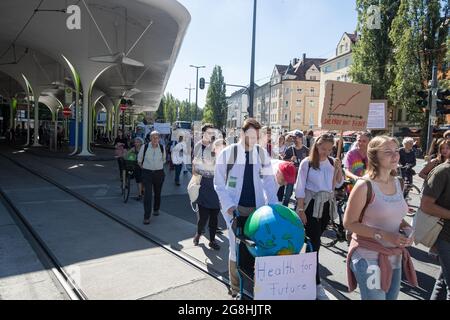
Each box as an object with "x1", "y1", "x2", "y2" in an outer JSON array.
[{"x1": 374, "y1": 231, "x2": 383, "y2": 241}]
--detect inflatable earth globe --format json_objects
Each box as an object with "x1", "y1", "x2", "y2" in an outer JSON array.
[{"x1": 244, "y1": 204, "x2": 305, "y2": 257}]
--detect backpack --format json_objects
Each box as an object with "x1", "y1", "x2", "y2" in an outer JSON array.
[
  {"x1": 225, "y1": 144, "x2": 266, "y2": 182},
  {"x1": 141, "y1": 143, "x2": 164, "y2": 166}
]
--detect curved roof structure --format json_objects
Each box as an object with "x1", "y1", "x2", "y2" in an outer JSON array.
[
  {"x1": 0, "y1": 0, "x2": 190, "y2": 155},
  {"x1": 0, "y1": 0, "x2": 190, "y2": 111}
]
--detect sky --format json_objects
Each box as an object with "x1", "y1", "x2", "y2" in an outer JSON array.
[{"x1": 165, "y1": 0, "x2": 359, "y2": 109}]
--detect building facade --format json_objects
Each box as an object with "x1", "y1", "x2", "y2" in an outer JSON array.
[
  {"x1": 226, "y1": 88, "x2": 248, "y2": 138},
  {"x1": 269, "y1": 54, "x2": 325, "y2": 133}
]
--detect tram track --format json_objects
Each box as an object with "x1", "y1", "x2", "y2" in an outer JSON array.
[
  {"x1": 0, "y1": 152, "x2": 242, "y2": 299},
  {"x1": 0, "y1": 188, "x2": 87, "y2": 300}
]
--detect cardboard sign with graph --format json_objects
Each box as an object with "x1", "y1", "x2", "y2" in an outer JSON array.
[{"x1": 321, "y1": 81, "x2": 372, "y2": 131}]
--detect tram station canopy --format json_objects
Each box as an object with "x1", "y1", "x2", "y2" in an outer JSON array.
[{"x1": 0, "y1": 0, "x2": 191, "y2": 112}]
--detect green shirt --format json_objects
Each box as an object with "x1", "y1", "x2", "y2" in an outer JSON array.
[{"x1": 423, "y1": 161, "x2": 450, "y2": 242}]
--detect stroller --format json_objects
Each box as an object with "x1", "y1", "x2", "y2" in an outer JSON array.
[{"x1": 231, "y1": 209, "x2": 313, "y2": 300}]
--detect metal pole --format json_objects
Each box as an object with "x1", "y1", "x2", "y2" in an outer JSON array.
[
  {"x1": 248, "y1": 0, "x2": 257, "y2": 118},
  {"x1": 195, "y1": 68, "x2": 199, "y2": 121},
  {"x1": 185, "y1": 84, "x2": 193, "y2": 122},
  {"x1": 190, "y1": 66, "x2": 205, "y2": 121},
  {"x1": 426, "y1": 64, "x2": 438, "y2": 156}
]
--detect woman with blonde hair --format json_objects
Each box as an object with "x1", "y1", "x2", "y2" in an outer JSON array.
[{"x1": 344, "y1": 136, "x2": 418, "y2": 300}]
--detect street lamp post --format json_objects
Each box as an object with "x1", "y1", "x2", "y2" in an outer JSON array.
[
  {"x1": 190, "y1": 65, "x2": 205, "y2": 121},
  {"x1": 185, "y1": 84, "x2": 194, "y2": 122},
  {"x1": 248, "y1": 0, "x2": 257, "y2": 118}
]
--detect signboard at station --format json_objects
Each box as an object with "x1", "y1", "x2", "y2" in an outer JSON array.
[{"x1": 320, "y1": 80, "x2": 372, "y2": 131}]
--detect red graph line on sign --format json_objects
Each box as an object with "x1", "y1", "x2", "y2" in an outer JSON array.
[{"x1": 331, "y1": 91, "x2": 361, "y2": 113}]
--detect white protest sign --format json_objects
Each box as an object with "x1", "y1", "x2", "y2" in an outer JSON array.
[
  {"x1": 254, "y1": 252, "x2": 317, "y2": 300},
  {"x1": 367, "y1": 100, "x2": 387, "y2": 130},
  {"x1": 321, "y1": 80, "x2": 372, "y2": 131}
]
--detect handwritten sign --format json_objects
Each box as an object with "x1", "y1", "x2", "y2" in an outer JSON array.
[
  {"x1": 367, "y1": 100, "x2": 387, "y2": 130},
  {"x1": 320, "y1": 80, "x2": 372, "y2": 131},
  {"x1": 254, "y1": 252, "x2": 317, "y2": 300}
]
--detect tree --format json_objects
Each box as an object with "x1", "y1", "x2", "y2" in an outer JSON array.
[
  {"x1": 388, "y1": 0, "x2": 424, "y2": 124},
  {"x1": 203, "y1": 66, "x2": 227, "y2": 129},
  {"x1": 155, "y1": 95, "x2": 165, "y2": 121},
  {"x1": 350, "y1": 0, "x2": 401, "y2": 99}
]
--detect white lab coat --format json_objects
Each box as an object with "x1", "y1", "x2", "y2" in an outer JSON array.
[{"x1": 214, "y1": 142, "x2": 279, "y2": 261}]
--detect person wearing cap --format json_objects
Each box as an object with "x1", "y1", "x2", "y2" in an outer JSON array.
[{"x1": 281, "y1": 130, "x2": 309, "y2": 206}]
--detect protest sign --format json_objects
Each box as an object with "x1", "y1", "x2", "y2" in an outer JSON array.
[
  {"x1": 321, "y1": 80, "x2": 372, "y2": 131},
  {"x1": 367, "y1": 100, "x2": 388, "y2": 130},
  {"x1": 254, "y1": 252, "x2": 317, "y2": 300}
]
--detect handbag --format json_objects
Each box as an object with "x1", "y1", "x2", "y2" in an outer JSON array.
[
  {"x1": 412, "y1": 207, "x2": 444, "y2": 247},
  {"x1": 187, "y1": 174, "x2": 202, "y2": 211}
]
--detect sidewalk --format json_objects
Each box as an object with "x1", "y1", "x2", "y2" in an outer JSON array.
[{"x1": 3, "y1": 144, "x2": 342, "y2": 300}]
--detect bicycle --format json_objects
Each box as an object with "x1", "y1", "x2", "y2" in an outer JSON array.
[
  {"x1": 320, "y1": 180, "x2": 351, "y2": 247},
  {"x1": 398, "y1": 165, "x2": 421, "y2": 216},
  {"x1": 121, "y1": 159, "x2": 137, "y2": 203},
  {"x1": 287, "y1": 181, "x2": 351, "y2": 248}
]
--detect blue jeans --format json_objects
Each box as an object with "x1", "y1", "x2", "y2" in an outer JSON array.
[
  {"x1": 350, "y1": 258, "x2": 402, "y2": 300},
  {"x1": 431, "y1": 235, "x2": 450, "y2": 300}
]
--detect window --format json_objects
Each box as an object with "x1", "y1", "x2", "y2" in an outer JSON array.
[
  {"x1": 295, "y1": 113, "x2": 301, "y2": 121},
  {"x1": 309, "y1": 113, "x2": 314, "y2": 125},
  {"x1": 272, "y1": 102, "x2": 277, "y2": 110},
  {"x1": 310, "y1": 88, "x2": 315, "y2": 95},
  {"x1": 345, "y1": 43, "x2": 348, "y2": 51},
  {"x1": 284, "y1": 114, "x2": 288, "y2": 121},
  {"x1": 297, "y1": 87, "x2": 302, "y2": 93},
  {"x1": 296, "y1": 99, "x2": 301, "y2": 106},
  {"x1": 310, "y1": 76, "x2": 316, "y2": 80},
  {"x1": 340, "y1": 45, "x2": 344, "y2": 54},
  {"x1": 285, "y1": 87, "x2": 290, "y2": 95},
  {"x1": 337, "y1": 61, "x2": 341, "y2": 69},
  {"x1": 345, "y1": 58, "x2": 349, "y2": 67},
  {"x1": 309, "y1": 100, "x2": 314, "y2": 108},
  {"x1": 285, "y1": 101, "x2": 289, "y2": 108}
]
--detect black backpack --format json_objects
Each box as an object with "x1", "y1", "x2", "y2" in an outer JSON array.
[{"x1": 141, "y1": 143, "x2": 164, "y2": 165}]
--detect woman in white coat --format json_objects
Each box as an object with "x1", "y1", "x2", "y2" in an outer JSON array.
[{"x1": 214, "y1": 118, "x2": 278, "y2": 297}]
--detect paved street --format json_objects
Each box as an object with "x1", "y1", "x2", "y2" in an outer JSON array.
[{"x1": 0, "y1": 144, "x2": 442, "y2": 300}]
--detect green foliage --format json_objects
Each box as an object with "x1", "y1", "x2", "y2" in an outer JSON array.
[
  {"x1": 155, "y1": 93, "x2": 202, "y2": 123},
  {"x1": 203, "y1": 66, "x2": 227, "y2": 129},
  {"x1": 388, "y1": 0, "x2": 424, "y2": 124}
]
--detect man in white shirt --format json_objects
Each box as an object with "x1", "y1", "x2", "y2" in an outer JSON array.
[
  {"x1": 138, "y1": 131, "x2": 166, "y2": 224},
  {"x1": 171, "y1": 135, "x2": 186, "y2": 186}
]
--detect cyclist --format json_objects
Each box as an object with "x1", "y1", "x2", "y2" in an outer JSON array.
[
  {"x1": 125, "y1": 137, "x2": 144, "y2": 200},
  {"x1": 114, "y1": 129, "x2": 129, "y2": 183},
  {"x1": 399, "y1": 137, "x2": 417, "y2": 194}
]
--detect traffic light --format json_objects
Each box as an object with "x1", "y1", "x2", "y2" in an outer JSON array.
[
  {"x1": 436, "y1": 89, "x2": 450, "y2": 115},
  {"x1": 199, "y1": 77, "x2": 205, "y2": 90},
  {"x1": 416, "y1": 90, "x2": 429, "y2": 111}
]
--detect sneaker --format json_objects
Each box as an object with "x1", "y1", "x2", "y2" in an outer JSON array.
[
  {"x1": 143, "y1": 219, "x2": 150, "y2": 225},
  {"x1": 153, "y1": 210, "x2": 160, "y2": 216},
  {"x1": 209, "y1": 241, "x2": 220, "y2": 250},
  {"x1": 193, "y1": 234, "x2": 200, "y2": 246},
  {"x1": 316, "y1": 284, "x2": 329, "y2": 300}
]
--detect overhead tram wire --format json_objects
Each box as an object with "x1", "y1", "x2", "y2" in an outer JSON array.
[{"x1": 0, "y1": 0, "x2": 45, "y2": 61}]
